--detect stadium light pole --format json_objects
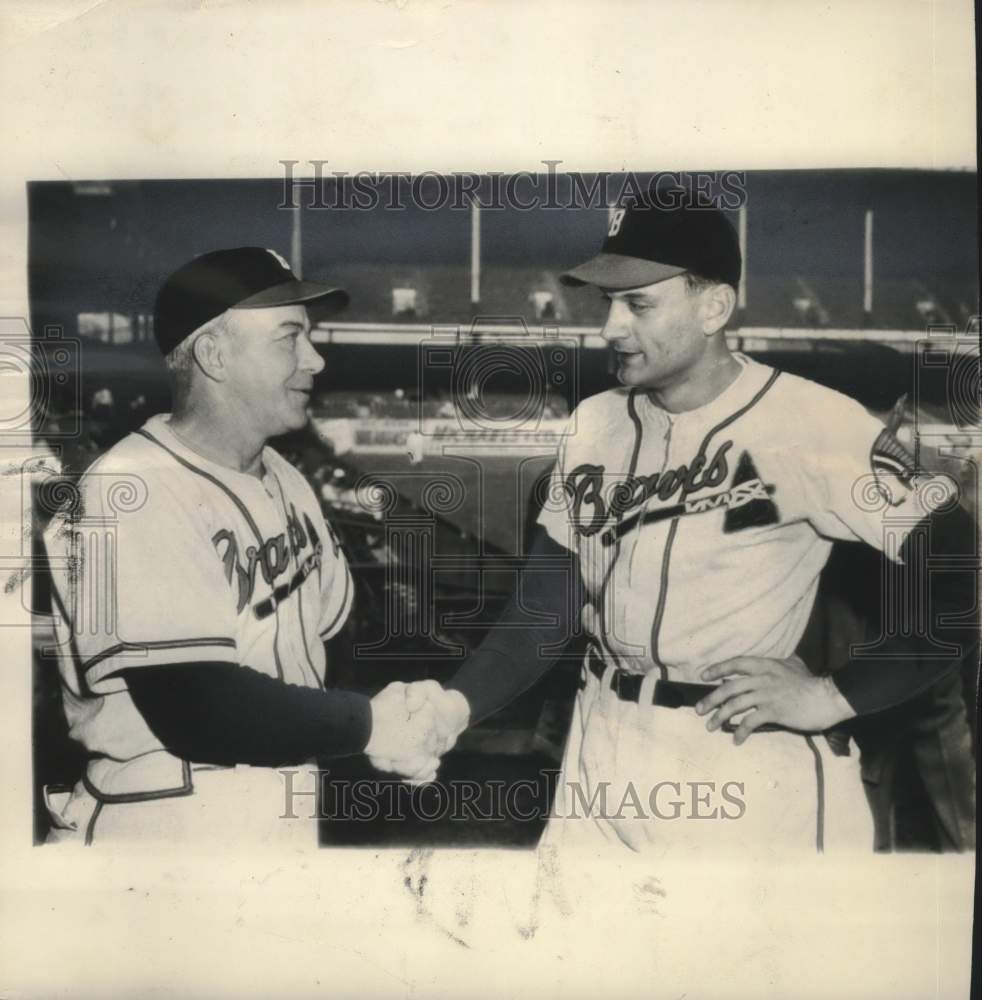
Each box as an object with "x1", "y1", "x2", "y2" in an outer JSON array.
[
  {"x1": 863, "y1": 209, "x2": 873, "y2": 327},
  {"x1": 470, "y1": 196, "x2": 481, "y2": 306},
  {"x1": 737, "y1": 205, "x2": 748, "y2": 328},
  {"x1": 290, "y1": 181, "x2": 303, "y2": 279}
]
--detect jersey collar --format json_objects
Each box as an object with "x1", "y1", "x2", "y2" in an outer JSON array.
[
  {"x1": 640, "y1": 353, "x2": 768, "y2": 425},
  {"x1": 143, "y1": 414, "x2": 275, "y2": 489}
]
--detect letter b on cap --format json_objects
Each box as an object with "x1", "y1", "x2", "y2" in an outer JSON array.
[{"x1": 607, "y1": 209, "x2": 626, "y2": 237}]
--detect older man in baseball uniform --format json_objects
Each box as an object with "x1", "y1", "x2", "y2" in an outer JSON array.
[
  {"x1": 392, "y1": 201, "x2": 977, "y2": 856},
  {"x1": 43, "y1": 248, "x2": 440, "y2": 847}
]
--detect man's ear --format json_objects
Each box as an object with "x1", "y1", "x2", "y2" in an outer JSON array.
[
  {"x1": 700, "y1": 283, "x2": 737, "y2": 336},
  {"x1": 191, "y1": 317, "x2": 230, "y2": 382}
]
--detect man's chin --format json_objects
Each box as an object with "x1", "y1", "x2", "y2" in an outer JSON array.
[
  {"x1": 615, "y1": 363, "x2": 650, "y2": 387},
  {"x1": 272, "y1": 408, "x2": 311, "y2": 437},
  {"x1": 289, "y1": 410, "x2": 311, "y2": 431}
]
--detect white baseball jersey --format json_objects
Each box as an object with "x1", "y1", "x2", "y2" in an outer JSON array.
[
  {"x1": 539, "y1": 353, "x2": 930, "y2": 681},
  {"x1": 537, "y1": 354, "x2": 934, "y2": 853},
  {"x1": 44, "y1": 413, "x2": 353, "y2": 803}
]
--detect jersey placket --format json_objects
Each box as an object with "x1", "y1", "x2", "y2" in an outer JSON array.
[
  {"x1": 265, "y1": 470, "x2": 325, "y2": 690},
  {"x1": 243, "y1": 475, "x2": 290, "y2": 684},
  {"x1": 590, "y1": 395, "x2": 646, "y2": 668},
  {"x1": 627, "y1": 408, "x2": 677, "y2": 678},
  {"x1": 605, "y1": 404, "x2": 674, "y2": 673}
]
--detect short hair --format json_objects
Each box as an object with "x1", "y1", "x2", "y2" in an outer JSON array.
[
  {"x1": 683, "y1": 271, "x2": 723, "y2": 295},
  {"x1": 164, "y1": 310, "x2": 230, "y2": 408}
]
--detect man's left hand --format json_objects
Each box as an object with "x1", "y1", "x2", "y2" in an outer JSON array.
[{"x1": 696, "y1": 655, "x2": 856, "y2": 744}]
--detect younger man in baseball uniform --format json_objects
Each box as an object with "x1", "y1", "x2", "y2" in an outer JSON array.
[
  {"x1": 43, "y1": 248, "x2": 439, "y2": 847},
  {"x1": 409, "y1": 202, "x2": 977, "y2": 855}
]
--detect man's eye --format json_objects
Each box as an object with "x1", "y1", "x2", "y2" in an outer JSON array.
[{"x1": 628, "y1": 302, "x2": 652, "y2": 314}]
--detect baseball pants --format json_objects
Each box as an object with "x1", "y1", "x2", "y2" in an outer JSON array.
[
  {"x1": 542, "y1": 661, "x2": 875, "y2": 856},
  {"x1": 44, "y1": 763, "x2": 321, "y2": 849}
]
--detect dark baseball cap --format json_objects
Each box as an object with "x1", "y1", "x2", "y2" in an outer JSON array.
[
  {"x1": 153, "y1": 247, "x2": 349, "y2": 356},
  {"x1": 561, "y1": 203, "x2": 742, "y2": 291}
]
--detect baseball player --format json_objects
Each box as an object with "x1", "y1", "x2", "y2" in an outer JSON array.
[
  {"x1": 42, "y1": 248, "x2": 440, "y2": 847},
  {"x1": 396, "y1": 201, "x2": 977, "y2": 855}
]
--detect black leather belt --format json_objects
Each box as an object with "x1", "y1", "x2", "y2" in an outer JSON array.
[
  {"x1": 580, "y1": 650, "x2": 713, "y2": 707},
  {"x1": 580, "y1": 650, "x2": 715, "y2": 705},
  {"x1": 580, "y1": 649, "x2": 789, "y2": 734}
]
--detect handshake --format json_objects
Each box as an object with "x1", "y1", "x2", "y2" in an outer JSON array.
[{"x1": 363, "y1": 680, "x2": 472, "y2": 784}]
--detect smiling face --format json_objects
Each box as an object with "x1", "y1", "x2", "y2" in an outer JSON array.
[
  {"x1": 599, "y1": 274, "x2": 722, "y2": 391},
  {"x1": 221, "y1": 304, "x2": 325, "y2": 439}
]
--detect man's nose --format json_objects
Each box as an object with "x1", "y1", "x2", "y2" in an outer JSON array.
[
  {"x1": 299, "y1": 332, "x2": 326, "y2": 374},
  {"x1": 600, "y1": 301, "x2": 630, "y2": 343}
]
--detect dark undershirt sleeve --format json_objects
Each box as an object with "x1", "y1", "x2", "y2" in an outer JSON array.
[
  {"x1": 445, "y1": 527, "x2": 586, "y2": 725},
  {"x1": 831, "y1": 500, "x2": 979, "y2": 717},
  {"x1": 114, "y1": 662, "x2": 372, "y2": 766}
]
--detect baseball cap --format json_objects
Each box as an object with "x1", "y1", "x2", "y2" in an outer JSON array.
[
  {"x1": 561, "y1": 202, "x2": 742, "y2": 291},
  {"x1": 152, "y1": 247, "x2": 349, "y2": 356}
]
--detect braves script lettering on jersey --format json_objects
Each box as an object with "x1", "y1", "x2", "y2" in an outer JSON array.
[
  {"x1": 43, "y1": 414, "x2": 352, "y2": 844},
  {"x1": 537, "y1": 354, "x2": 931, "y2": 854}
]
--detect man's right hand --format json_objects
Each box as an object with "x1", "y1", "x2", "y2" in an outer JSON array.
[
  {"x1": 405, "y1": 680, "x2": 471, "y2": 755},
  {"x1": 364, "y1": 681, "x2": 441, "y2": 782},
  {"x1": 364, "y1": 680, "x2": 470, "y2": 784}
]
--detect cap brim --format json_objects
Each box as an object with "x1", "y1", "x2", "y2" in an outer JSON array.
[
  {"x1": 560, "y1": 253, "x2": 687, "y2": 290},
  {"x1": 235, "y1": 279, "x2": 350, "y2": 318}
]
